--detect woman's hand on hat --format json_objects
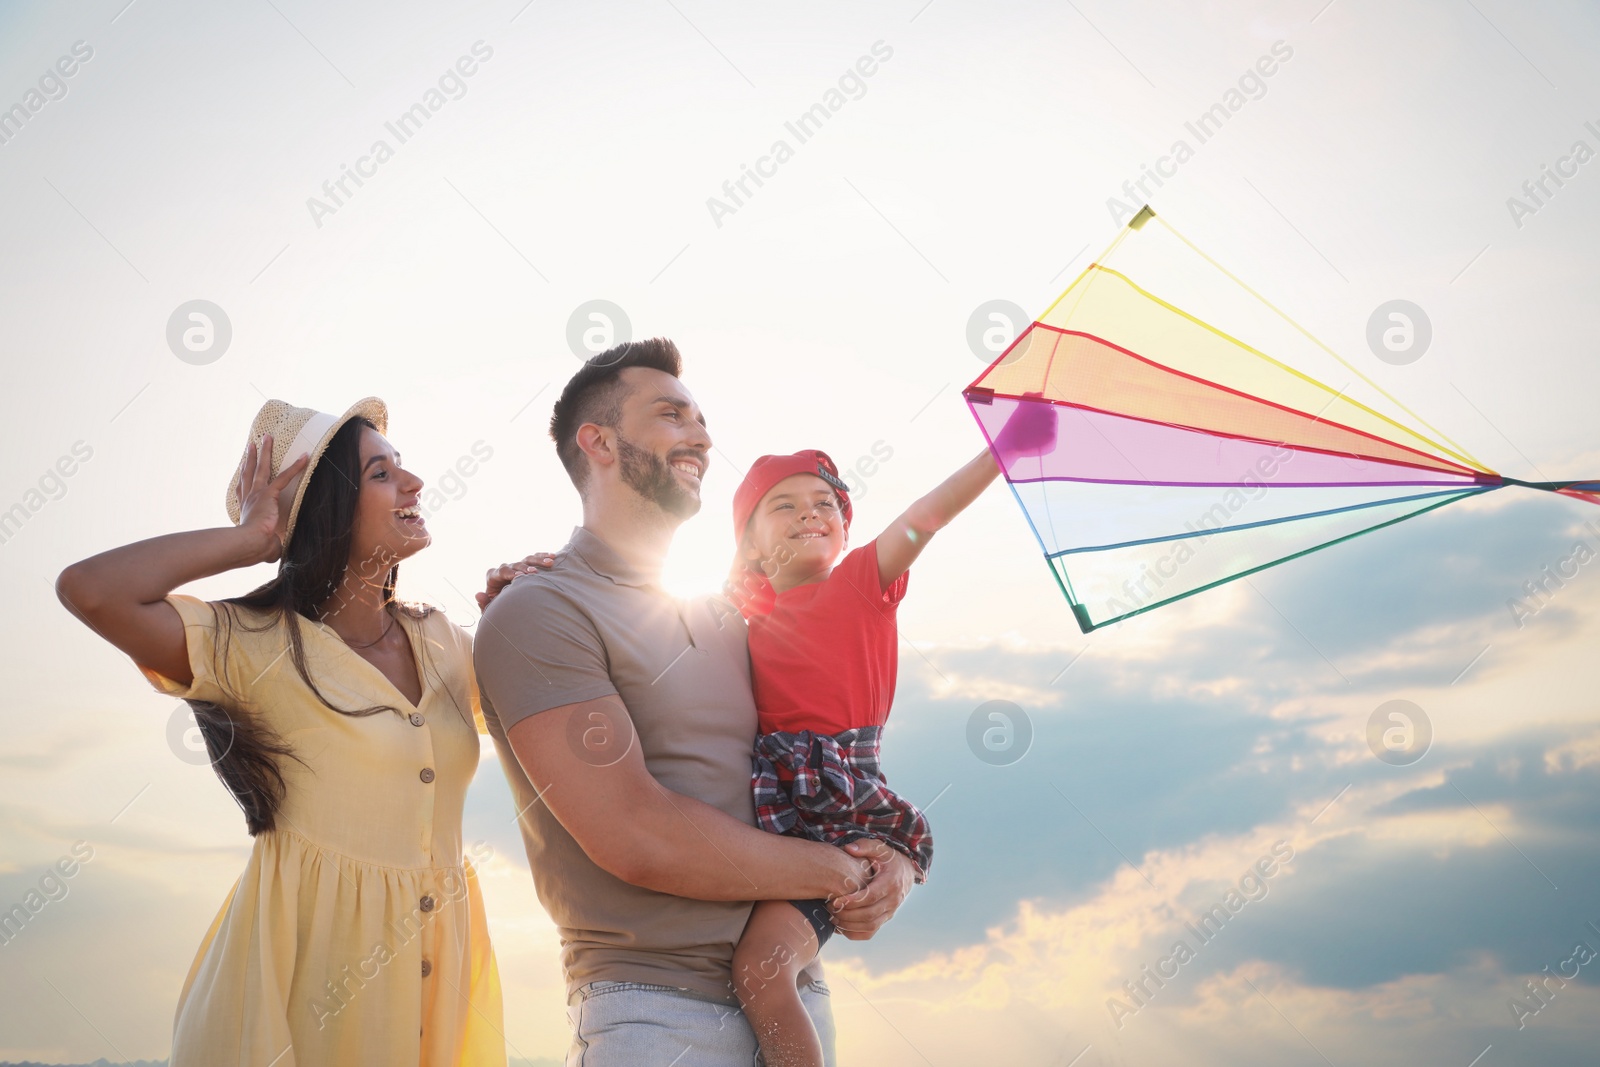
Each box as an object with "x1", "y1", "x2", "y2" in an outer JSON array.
[
  {"x1": 475, "y1": 553, "x2": 558, "y2": 611},
  {"x1": 237, "y1": 433, "x2": 311, "y2": 564}
]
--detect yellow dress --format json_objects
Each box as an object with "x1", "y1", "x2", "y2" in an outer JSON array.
[{"x1": 142, "y1": 594, "x2": 506, "y2": 1067}]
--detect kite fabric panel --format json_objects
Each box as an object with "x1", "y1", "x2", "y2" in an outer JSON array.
[{"x1": 967, "y1": 205, "x2": 1597, "y2": 634}]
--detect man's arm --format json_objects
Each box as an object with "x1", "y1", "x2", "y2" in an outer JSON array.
[{"x1": 501, "y1": 694, "x2": 870, "y2": 901}]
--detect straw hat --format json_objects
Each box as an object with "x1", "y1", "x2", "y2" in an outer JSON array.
[{"x1": 226, "y1": 397, "x2": 388, "y2": 547}]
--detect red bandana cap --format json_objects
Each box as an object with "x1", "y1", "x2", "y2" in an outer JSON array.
[
  {"x1": 725, "y1": 450, "x2": 852, "y2": 618},
  {"x1": 731, "y1": 449, "x2": 853, "y2": 552}
]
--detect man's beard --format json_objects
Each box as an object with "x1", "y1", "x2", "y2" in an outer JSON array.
[{"x1": 616, "y1": 433, "x2": 701, "y2": 520}]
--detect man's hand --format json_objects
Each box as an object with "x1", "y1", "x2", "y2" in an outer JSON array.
[
  {"x1": 828, "y1": 839, "x2": 915, "y2": 940},
  {"x1": 476, "y1": 553, "x2": 557, "y2": 611}
]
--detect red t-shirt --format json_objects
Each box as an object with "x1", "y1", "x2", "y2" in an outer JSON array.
[{"x1": 746, "y1": 539, "x2": 908, "y2": 736}]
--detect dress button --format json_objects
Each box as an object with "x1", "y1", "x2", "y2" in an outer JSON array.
[
  {"x1": 409, "y1": 712, "x2": 425, "y2": 727},
  {"x1": 420, "y1": 895, "x2": 435, "y2": 912},
  {"x1": 419, "y1": 767, "x2": 435, "y2": 783},
  {"x1": 420, "y1": 959, "x2": 432, "y2": 978}
]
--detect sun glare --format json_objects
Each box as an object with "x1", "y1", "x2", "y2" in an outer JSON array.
[{"x1": 661, "y1": 518, "x2": 735, "y2": 599}]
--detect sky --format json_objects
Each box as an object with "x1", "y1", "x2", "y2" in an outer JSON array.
[{"x1": 1, "y1": 0, "x2": 1599, "y2": 1064}]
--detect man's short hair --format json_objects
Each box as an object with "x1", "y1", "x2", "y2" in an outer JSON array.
[{"x1": 549, "y1": 337, "x2": 683, "y2": 491}]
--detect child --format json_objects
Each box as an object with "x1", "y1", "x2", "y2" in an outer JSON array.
[{"x1": 725, "y1": 404, "x2": 1055, "y2": 1067}]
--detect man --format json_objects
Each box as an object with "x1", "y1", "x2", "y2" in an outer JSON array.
[{"x1": 473, "y1": 338, "x2": 916, "y2": 1065}]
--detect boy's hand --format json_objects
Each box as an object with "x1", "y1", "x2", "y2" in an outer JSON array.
[{"x1": 992, "y1": 390, "x2": 1058, "y2": 465}]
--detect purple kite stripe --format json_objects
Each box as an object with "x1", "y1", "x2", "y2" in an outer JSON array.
[
  {"x1": 1006, "y1": 476, "x2": 1499, "y2": 489},
  {"x1": 969, "y1": 394, "x2": 1489, "y2": 488}
]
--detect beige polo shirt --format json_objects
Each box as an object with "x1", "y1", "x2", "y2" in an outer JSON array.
[{"x1": 474, "y1": 526, "x2": 823, "y2": 1003}]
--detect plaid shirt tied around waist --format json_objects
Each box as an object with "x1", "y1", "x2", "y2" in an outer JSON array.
[{"x1": 752, "y1": 724, "x2": 932, "y2": 882}]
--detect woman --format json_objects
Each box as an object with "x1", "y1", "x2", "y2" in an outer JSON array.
[{"x1": 56, "y1": 398, "x2": 506, "y2": 1066}]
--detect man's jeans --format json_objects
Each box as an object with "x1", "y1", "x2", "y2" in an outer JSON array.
[{"x1": 564, "y1": 977, "x2": 837, "y2": 1066}]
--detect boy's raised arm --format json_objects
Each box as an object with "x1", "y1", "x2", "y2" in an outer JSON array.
[
  {"x1": 876, "y1": 394, "x2": 1059, "y2": 587},
  {"x1": 875, "y1": 449, "x2": 1000, "y2": 587}
]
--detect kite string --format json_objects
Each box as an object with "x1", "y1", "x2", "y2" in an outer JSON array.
[
  {"x1": 1151, "y1": 216, "x2": 1495, "y2": 475},
  {"x1": 1079, "y1": 272, "x2": 1486, "y2": 477},
  {"x1": 1035, "y1": 227, "x2": 1135, "y2": 395},
  {"x1": 970, "y1": 227, "x2": 1132, "y2": 387},
  {"x1": 1037, "y1": 225, "x2": 1135, "y2": 326}
]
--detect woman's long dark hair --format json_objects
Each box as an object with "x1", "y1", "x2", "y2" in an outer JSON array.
[{"x1": 189, "y1": 416, "x2": 434, "y2": 834}]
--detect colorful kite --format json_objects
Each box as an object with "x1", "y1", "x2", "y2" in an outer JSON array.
[{"x1": 966, "y1": 205, "x2": 1598, "y2": 633}]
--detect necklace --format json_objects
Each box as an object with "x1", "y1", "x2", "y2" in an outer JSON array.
[{"x1": 341, "y1": 610, "x2": 396, "y2": 650}]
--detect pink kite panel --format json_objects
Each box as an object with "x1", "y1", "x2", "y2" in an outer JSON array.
[{"x1": 969, "y1": 393, "x2": 1498, "y2": 489}]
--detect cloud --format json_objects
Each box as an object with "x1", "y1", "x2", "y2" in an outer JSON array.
[
  {"x1": 824, "y1": 746, "x2": 1600, "y2": 1064},
  {"x1": 813, "y1": 499, "x2": 1600, "y2": 1063}
]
